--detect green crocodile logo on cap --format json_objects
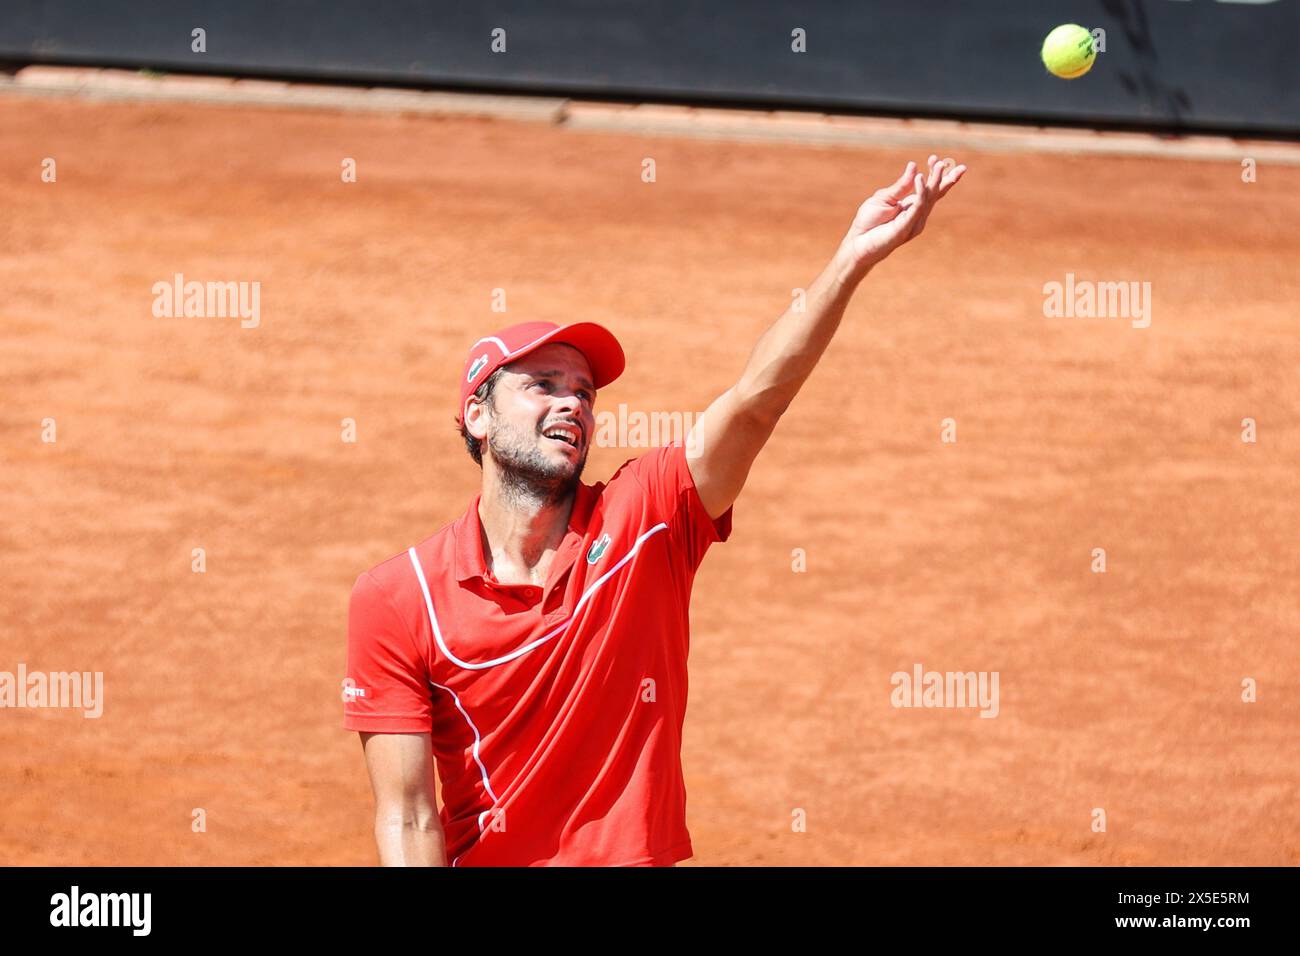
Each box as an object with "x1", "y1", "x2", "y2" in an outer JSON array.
[{"x1": 467, "y1": 354, "x2": 489, "y2": 383}]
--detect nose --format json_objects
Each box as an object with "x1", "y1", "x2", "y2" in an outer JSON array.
[
  {"x1": 545, "y1": 393, "x2": 588, "y2": 442},
  {"x1": 551, "y1": 390, "x2": 582, "y2": 418}
]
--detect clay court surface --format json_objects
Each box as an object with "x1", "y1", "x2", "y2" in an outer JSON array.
[{"x1": 2, "y1": 93, "x2": 1297, "y2": 866}]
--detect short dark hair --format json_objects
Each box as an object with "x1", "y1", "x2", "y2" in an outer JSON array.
[{"x1": 457, "y1": 367, "x2": 506, "y2": 466}]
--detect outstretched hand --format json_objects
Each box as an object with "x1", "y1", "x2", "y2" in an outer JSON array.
[{"x1": 839, "y1": 154, "x2": 966, "y2": 279}]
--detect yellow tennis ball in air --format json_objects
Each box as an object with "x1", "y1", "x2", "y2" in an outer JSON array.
[{"x1": 1041, "y1": 24, "x2": 1097, "y2": 79}]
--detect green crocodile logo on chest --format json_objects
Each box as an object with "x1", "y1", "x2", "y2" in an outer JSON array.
[{"x1": 586, "y1": 533, "x2": 612, "y2": 565}]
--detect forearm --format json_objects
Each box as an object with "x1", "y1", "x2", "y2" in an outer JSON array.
[
  {"x1": 734, "y1": 243, "x2": 868, "y2": 423},
  {"x1": 374, "y1": 807, "x2": 448, "y2": 866}
]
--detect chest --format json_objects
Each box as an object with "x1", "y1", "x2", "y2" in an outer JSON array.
[{"x1": 424, "y1": 518, "x2": 678, "y2": 685}]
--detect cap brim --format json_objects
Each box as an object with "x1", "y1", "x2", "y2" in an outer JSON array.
[{"x1": 506, "y1": 322, "x2": 625, "y2": 390}]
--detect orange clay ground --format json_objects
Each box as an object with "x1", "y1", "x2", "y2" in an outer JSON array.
[{"x1": 1, "y1": 93, "x2": 1297, "y2": 865}]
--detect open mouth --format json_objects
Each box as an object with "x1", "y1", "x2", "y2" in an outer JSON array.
[{"x1": 542, "y1": 423, "x2": 582, "y2": 449}]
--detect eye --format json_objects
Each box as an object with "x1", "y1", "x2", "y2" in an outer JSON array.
[
  {"x1": 579, "y1": 390, "x2": 594, "y2": 404},
  {"x1": 530, "y1": 379, "x2": 551, "y2": 392}
]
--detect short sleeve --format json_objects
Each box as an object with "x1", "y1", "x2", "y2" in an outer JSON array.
[
  {"x1": 343, "y1": 571, "x2": 433, "y2": 733},
  {"x1": 628, "y1": 440, "x2": 733, "y2": 571}
]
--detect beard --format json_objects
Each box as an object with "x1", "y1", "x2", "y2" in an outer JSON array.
[{"x1": 485, "y1": 415, "x2": 588, "y2": 506}]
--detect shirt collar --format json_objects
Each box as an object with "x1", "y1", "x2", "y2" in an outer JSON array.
[{"x1": 454, "y1": 481, "x2": 596, "y2": 585}]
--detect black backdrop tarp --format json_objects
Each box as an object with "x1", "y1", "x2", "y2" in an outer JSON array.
[{"x1": 2, "y1": 0, "x2": 1297, "y2": 134}]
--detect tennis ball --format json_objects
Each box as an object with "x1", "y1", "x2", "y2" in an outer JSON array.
[{"x1": 1041, "y1": 24, "x2": 1096, "y2": 79}]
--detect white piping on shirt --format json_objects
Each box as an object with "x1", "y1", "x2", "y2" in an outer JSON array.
[
  {"x1": 406, "y1": 521, "x2": 667, "y2": 671},
  {"x1": 428, "y1": 677, "x2": 499, "y2": 811},
  {"x1": 427, "y1": 679, "x2": 498, "y2": 867}
]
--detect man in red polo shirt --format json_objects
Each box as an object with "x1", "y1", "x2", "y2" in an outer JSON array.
[{"x1": 345, "y1": 156, "x2": 966, "y2": 865}]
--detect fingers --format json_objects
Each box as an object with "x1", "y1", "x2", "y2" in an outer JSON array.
[
  {"x1": 875, "y1": 160, "x2": 918, "y2": 203},
  {"x1": 907, "y1": 155, "x2": 967, "y2": 238},
  {"x1": 908, "y1": 172, "x2": 935, "y2": 239},
  {"x1": 924, "y1": 154, "x2": 967, "y2": 195},
  {"x1": 885, "y1": 175, "x2": 925, "y2": 215},
  {"x1": 943, "y1": 164, "x2": 966, "y2": 191},
  {"x1": 926, "y1": 155, "x2": 944, "y2": 191},
  {"x1": 856, "y1": 154, "x2": 967, "y2": 257},
  {"x1": 907, "y1": 163, "x2": 939, "y2": 239},
  {"x1": 935, "y1": 157, "x2": 966, "y2": 197},
  {"x1": 879, "y1": 155, "x2": 966, "y2": 207}
]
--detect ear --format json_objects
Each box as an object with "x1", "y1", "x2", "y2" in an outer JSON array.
[{"x1": 464, "y1": 395, "x2": 491, "y2": 442}]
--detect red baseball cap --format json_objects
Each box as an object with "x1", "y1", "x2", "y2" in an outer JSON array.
[{"x1": 456, "y1": 321, "x2": 625, "y2": 426}]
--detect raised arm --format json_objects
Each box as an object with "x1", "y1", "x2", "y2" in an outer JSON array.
[
  {"x1": 686, "y1": 155, "x2": 967, "y2": 520},
  {"x1": 360, "y1": 732, "x2": 448, "y2": 866}
]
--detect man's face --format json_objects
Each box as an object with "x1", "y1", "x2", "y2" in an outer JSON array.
[{"x1": 473, "y1": 343, "x2": 597, "y2": 495}]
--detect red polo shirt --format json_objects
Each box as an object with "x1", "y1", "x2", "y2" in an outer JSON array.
[{"x1": 344, "y1": 440, "x2": 733, "y2": 866}]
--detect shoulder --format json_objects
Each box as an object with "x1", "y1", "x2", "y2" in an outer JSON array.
[
  {"x1": 603, "y1": 441, "x2": 733, "y2": 554},
  {"x1": 352, "y1": 516, "x2": 460, "y2": 610},
  {"x1": 605, "y1": 440, "x2": 698, "y2": 506},
  {"x1": 594, "y1": 441, "x2": 719, "y2": 537},
  {"x1": 606, "y1": 441, "x2": 687, "y2": 492}
]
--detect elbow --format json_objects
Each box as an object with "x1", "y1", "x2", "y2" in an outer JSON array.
[
  {"x1": 375, "y1": 795, "x2": 440, "y2": 834},
  {"x1": 373, "y1": 800, "x2": 447, "y2": 867}
]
